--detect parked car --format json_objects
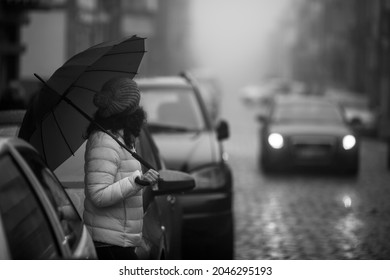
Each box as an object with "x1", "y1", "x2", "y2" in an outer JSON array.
[
  {"x1": 137, "y1": 75, "x2": 234, "y2": 259},
  {"x1": 240, "y1": 84, "x2": 274, "y2": 107},
  {"x1": 324, "y1": 89, "x2": 378, "y2": 137},
  {"x1": 54, "y1": 126, "x2": 193, "y2": 259},
  {"x1": 0, "y1": 137, "x2": 97, "y2": 259},
  {"x1": 258, "y1": 96, "x2": 360, "y2": 175},
  {"x1": 340, "y1": 100, "x2": 378, "y2": 137},
  {"x1": 240, "y1": 78, "x2": 307, "y2": 107}
]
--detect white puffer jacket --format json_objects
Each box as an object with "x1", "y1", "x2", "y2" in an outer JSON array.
[{"x1": 83, "y1": 130, "x2": 143, "y2": 247}]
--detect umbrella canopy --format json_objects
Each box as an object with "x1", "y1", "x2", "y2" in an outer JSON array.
[{"x1": 19, "y1": 36, "x2": 147, "y2": 170}]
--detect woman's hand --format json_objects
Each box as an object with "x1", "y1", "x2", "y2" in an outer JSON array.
[{"x1": 137, "y1": 169, "x2": 160, "y2": 186}]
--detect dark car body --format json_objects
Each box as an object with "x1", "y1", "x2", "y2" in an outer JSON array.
[
  {"x1": 0, "y1": 137, "x2": 97, "y2": 259},
  {"x1": 258, "y1": 96, "x2": 360, "y2": 175},
  {"x1": 137, "y1": 76, "x2": 234, "y2": 259}
]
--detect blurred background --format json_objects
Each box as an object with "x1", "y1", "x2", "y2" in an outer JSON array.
[
  {"x1": 1, "y1": 0, "x2": 390, "y2": 138},
  {"x1": 1, "y1": 0, "x2": 390, "y2": 260}
]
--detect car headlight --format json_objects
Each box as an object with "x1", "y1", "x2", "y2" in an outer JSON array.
[
  {"x1": 190, "y1": 164, "x2": 228, "y2": 190},
  {"x1": 268, "y1": 133, "x2": 284, "y2": 149},
  {"x1": 342, "y1": 135, "x2": 356, "y2": 150}
]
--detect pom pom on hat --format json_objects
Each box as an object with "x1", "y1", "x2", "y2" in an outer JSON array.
[{"x1": 94, "y1": 77, "x2": 140, "y2": 118}]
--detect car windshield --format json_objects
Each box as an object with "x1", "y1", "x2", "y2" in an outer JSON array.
[
  {"x1": 140, "y1": 87, "x2": 205, "y2": 133},
  {"x1": 272, "y1": 101, "x2": 344, "y2": 124}
]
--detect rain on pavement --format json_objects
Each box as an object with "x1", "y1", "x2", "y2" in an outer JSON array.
[{"x1": 223, "y1": 96, "x2": 390, "y2": 260}]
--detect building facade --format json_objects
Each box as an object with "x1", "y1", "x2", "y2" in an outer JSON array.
[{"x1": 0, "y1": 0, "x2": 194, "y2": 108}]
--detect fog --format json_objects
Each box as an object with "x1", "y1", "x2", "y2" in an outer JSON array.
[{"x1": 189, "y1": 0, "x2": 292, "y2": 94}]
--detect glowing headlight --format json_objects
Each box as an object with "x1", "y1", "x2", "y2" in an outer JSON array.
[
  {"x1": 268, "y1": 133, "x2": 284, "y2": 149},
  {"x1": 342, "y1": 135, "x2": 356, "y2": 150}
]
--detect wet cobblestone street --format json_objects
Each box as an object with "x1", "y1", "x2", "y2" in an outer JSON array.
[{"x1": 224, "y1": 99, "x2": 390, "y2": 260}]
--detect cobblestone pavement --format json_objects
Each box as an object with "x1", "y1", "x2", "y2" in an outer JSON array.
[{"x1": 223, "y1": 100, "x2": 390, "y2": 260}]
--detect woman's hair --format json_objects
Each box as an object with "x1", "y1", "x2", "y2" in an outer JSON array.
[{"x1": 85, "y1": 106, "x2": 147, "y2": 148}]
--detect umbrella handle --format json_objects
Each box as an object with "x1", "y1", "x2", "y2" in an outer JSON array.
[
  {"x1": 135, "y1": 176, "x2": 150, "y2": 186},
  {"x1": 135, "y1": 176, "x2": 163, "y2": 187}
]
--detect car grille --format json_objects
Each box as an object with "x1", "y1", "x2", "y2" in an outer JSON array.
[{"x1": 290, "y1": 135, "x2": 336, "y2": 163}]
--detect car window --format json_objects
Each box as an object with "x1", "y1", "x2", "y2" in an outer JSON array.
[
  {"x1": 140, "y1": 87, "x2": 205, "y2": 132},
  {"x1": 0, "y1": 153, "x2": 60, "y2": 259},
  {"x1": 17, "y1": 148, "x2": 83, "y2": 252},
  {"x1": 0, "y1": 125, "x2": 20, "y2": 137},
  {"x1": 273, "y1": 102, "x2": 344, "y2": 123}
]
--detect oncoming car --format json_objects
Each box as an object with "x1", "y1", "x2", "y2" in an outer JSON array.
[{"x1": 258, "y1": 96, "x2": 360, "y2": 175}]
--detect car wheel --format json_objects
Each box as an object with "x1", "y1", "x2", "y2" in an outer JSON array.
[
  {"x1": 182, "y1": 224, "x2": 234, "y2": 259},
  {"x1": 220, "y1": 228, "x2": 234, "y2": 260}
]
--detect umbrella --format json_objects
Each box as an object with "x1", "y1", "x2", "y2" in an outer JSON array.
[{"x1": 18, "y1": 35, "x2": 153, "y2": 171}]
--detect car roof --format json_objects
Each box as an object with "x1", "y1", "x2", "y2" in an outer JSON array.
[{"x1": 136, "y1": 76, "x2": 191, "y2": 88}]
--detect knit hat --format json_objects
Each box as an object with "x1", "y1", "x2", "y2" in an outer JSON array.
[{"x1": 93, "y1": 77, "x2": 140, "y2": 118}]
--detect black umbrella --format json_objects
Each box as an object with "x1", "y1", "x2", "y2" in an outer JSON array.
[
  {"x1": 18, "y1": 35, "x2": 153, "y2": 171},
  {"x1": 19, "y1": 36, "x2": 196, "y2": 191}
]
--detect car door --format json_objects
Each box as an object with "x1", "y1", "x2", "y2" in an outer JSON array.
[
  {"x1": 136, "y1": 127, "x2": 182, "y2": 259},
  {"x1": 15, "y1": 146, "x2": 96, "y2": 259},
  {"x1": 0, "y1": 151, "x2": 64, "y2": 259}
]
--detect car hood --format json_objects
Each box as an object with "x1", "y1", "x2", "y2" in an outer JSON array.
[
  {"x1": 152, "y1": 131, "x2": 218, "y2": 171},
  {"x1": 269, "y1": 122, "x2": 352, "y2": 136}
]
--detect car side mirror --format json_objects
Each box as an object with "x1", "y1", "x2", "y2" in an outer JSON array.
[
  {"x1": 348, "y1": 118, "x2": 362, "y2": 126},
  {"x1": 256, "y1": 114, "x2": 267, "y2": 123},
  {"x1": 216, "y1": 119, "x2": 229, "y2": 141},
  {"x1": 153, "y1": 169, "x2": 195, "y2": 196}
]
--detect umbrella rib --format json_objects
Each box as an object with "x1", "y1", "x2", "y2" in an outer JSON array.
[
  {"x1": 84, "y1": 69, "x2": 138, "y2": 75},
  {"x1": 52, "y1": 110, "x2": 75, "y2": 156},
  {"x1": 71, "y1": 85, "x2": 97, "y2": 93},
  {"x1": 102, "y1": 51, "x2": 146, "y2": 57}
]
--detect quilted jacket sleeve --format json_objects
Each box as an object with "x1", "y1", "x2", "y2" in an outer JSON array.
[{"x1": 84, "y1": 133, "x2": 142, "y2": 208}]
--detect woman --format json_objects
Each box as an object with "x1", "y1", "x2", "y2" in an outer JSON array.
[{"x1": 83, "y1": 77, "x2": 159, "y2": 260}]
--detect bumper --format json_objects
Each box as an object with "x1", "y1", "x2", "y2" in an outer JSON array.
[{"x1": 262, "y1": 143, "x2": 359, "y2": 172}]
